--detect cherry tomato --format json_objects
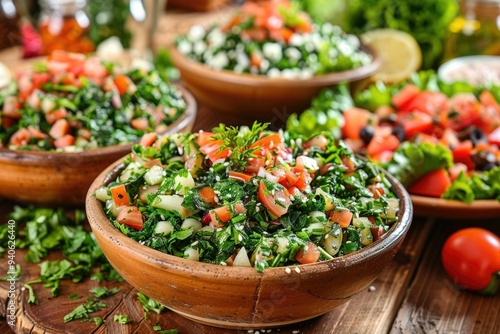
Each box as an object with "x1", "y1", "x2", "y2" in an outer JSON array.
[{"x1": 441, "y1": 228, "x2": 500, "y2": 295}]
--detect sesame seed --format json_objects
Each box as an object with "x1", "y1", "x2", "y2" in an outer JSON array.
[
  {"x1": 294, "y1": 267, "x2": 301, "y2": 273},
  {"x1": 285, "y1": 267, "x2": 291, "y2": 274}
]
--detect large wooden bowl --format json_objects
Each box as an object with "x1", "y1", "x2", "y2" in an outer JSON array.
[
  {"x1": 86, "y1": 160, "x2": 413, "y2": 329},
  {"x1": 0, "y1": 86, "x2": 197, "y2": 206},
  {"x1": 170, "y1": 46, "x2": 380, "y2": 127}
]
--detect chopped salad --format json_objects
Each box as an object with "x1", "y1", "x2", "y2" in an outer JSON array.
[
  {"x1": 175, "y1": 0, "x2": 372, "y2": 79},
  {"x1": 287, "y1": 71, "x2": 500, "y2": 203},
  {"x1": 0, "y1": 50, "x2": 187, "y2": 151},
  {"x1": 95, "y1": 123, "x2": 400, "y2": 272}
]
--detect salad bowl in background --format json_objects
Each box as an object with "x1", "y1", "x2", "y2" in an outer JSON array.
[
  {"x1": 170, "y1": 45, "x2": 380, "y2": 127},
  {"x1": 0, "y1": 85, "x2": 196, "y2": 206},
  {"x1": 86, "y1": 155, "x2": 413, "y2": 329}
]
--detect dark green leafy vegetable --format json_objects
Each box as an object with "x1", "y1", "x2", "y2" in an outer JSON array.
[
  {"x1": 90, "y1": 286, "x2": 121, "y2": 298},
  {"x1": 63, "y1": 297, "x2": 107, "y2": 323},
  {"x1": 443, "y1": 167, "x2": 500, "y2": 203},
  {"x1": 137, "y1": 292, "x2": 166, "y2": 316},
  {"x1": 114, "y1": 314, "x2": 132, "y2": 324}
]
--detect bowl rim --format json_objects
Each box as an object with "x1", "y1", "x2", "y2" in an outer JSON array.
[
  {"x1": 438, "y1": 55, "x2": 500, "y2": 83},
  {"x1": 169, "y1": 43, "x2": 382, "y2": 87},
  {"x1": 86, "y1": 156, "x2": 413, "y2": 278},
  {"x1": 0, "y1": 84, "x2": 197, "y2": 162}
]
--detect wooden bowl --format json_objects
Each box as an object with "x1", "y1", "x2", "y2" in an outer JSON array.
[
  {"x1": 170, "y1": 46, "x2": 380, "y2": 127},
  {"x1": 0, "y1": 86, "x2": 197, "y2": 206},
  {"x1": 86, "y1": 161, "x2": 413, "y2": 329}
]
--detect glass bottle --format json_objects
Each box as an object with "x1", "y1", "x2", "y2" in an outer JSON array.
[
  {"x1": 443, "y1": 0, "x2": 500, "y2": 61},
  {"x1": 38, "y1": 0, "x2": 94, "y2": 55}
]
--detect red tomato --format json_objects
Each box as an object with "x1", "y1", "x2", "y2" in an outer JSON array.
[
  {"x1": 116, "y1": 206, "x2": 144, "y2": 230},
  {"x1": 295, "y1": 242, "x2": 320, "y2": 264},
  {"x1": 402, "y1": 91, "x2": 449, "y2": 116},
  {"x1": 366, "y1": 133, "x2": 399, "y2": 156},
  {"x1": 441, "y1": 228, "x2": 500, "y2": 294},
  {"x1": 452, "y1": 140, "x2": 475, "y2": 170},
  {"x1": 397, "y1": 111, "x2": 434, "y2": 139},
  {"x1": 407, "y1": 168, "x2": 451, "y2": 198},
  {"x1": 342, "y1": 107, "x2": 377, "y2": 140},
  {"x1": 447, "y1": 93, "x2": 482, "y2": 131},
  {"x1": 391, "y1": 84, "x2": 420, "y2": 110},
  {"x1": 258, "y1": 180, "x2": 291, "y2": 217}
]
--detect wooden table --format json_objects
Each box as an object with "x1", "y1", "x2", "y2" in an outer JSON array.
[{"x1": 1, "y1": 7, "x2": 500, "y2": 334}]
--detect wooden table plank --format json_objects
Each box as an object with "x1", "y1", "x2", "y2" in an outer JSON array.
[{"x1": 390, "y1": 219, "x2": 500, "y2": 334}]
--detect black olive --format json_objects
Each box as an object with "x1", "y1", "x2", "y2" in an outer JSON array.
[
  {"x1": 359, "y1": 126, "x2": 374, "y2": 145},
  {"x1": 391, "y1": 125, "x2": 406, "y2": 142},
  {"x1": 471, "y1": 150, "x2": 497, "y2": 170},
  {"x1": 469, "y1": 127, "x2": 487, "y2": 147},
  {"x1": 478, "y1": 162, "x2": 498, "y2": 171}
]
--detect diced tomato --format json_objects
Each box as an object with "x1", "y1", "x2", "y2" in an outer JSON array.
[
  {"x1": 370, "y1": 150, "x2": 393, "y2": 163},
  {"x1": 241, "y1": 27, "x2": 267, "y2": 41},
  {"x1": 131, "y1": 117, "x2": 150, "y2": 131},
  {"x1": 368, "y1": 184, "x2": 386, "y2": 199},
  {"x1": 229, "y1": 171, "x2": 254, "y2": 182},
  {"x1": 304, "y1": 134, "x2": 328, "y2": 151},
  {"x1": 407, "y1": 168, "x2": 451, "y2": 198},
  {"x1": 116, "y1": 206, "x2": 143, "y2": 230},
  {"x1": 402, "y1": 91, "x2": 449, "y2": 116},
  {"x1": 397, "y1": 111, "x2": 434, "y2": 139},
  {"x1": 3, "y1": 96, "x2": 21, "y2": 118},
  {"x1": 196, "y1": 131, "x2": 215, "y2": 147},
  {"x1": 294, "y1": 170, "x2": 312, "y2": 191},
  {"x1": 250, "y1": 133, "x2": 282, "y2": 151},
  {"x1": 295, "y1": 242, "x2": 320, "y2": 264},
  {"x1": 479, "y1": 90, "x2": 500, "y2": 116},
  {"x1": 9, "y1": 128, "x2": 30, "y2": 146},
  {"x1": 488, "y1": 126, "x2": 500, "y2": 147},
  {"x1": 366, "y1": 134, "x2": 399, "y2": 157},
  {"x1": 139, "y1": 132, "x2": 157, "y2": 147},
  {"x1": 45, "y1": 107, "x2": 68, "y2": 124},
  {"x1": 250, "y1": 51, "x2": 263, "y2": 68},
  {"x1": 258, "y1": 180, "x2": 291, "y2": 217},
  {"x1": 199, "y1": 139, "x2": 230, "y2": 162},
  {"x1": 343, "y1": 138, "x2": 364, "y2": 152},
  {"x1": 113, "y1": 74, "x2": 130, "y2": 95},
  {"x1": 110, "y1": 184, "x2": 130, "y2": 207},
  {"x1": 279, "y1": 169, "x2": 299, "y2": 188},
  {"x1": 245, "y1": 156, "x2": 265, "y2": 173},
  {"x1": 447, "y1": 93, "x2": 482, "y2": 131},
  {"x1": 329, "y1": 209, "x2": 353, "y2": 229},
  {"x1": 452, "y1": 140, "x2": 475, "y2": 170},
  {"x1": 209, "y1": 203, "x2": 246, "y2": 228},
  {"x1": 32, "y1": 73, "x2": 50, "y2": 89},
  {"x1": 53, "y1": 134, "x2": 75, "y2": 148},
  {"x1": 370, "y1": 226, "x2": 385, "y2": 241},
  {"x1": 269, "y1": 27, "x2": 293, "y2": 42},
  {"x1": 392, "y1": 84, "x2": 420, "y2": 110},
  {"x1": 342, "y1": 107, "x2": 377, "y2": 140},
  {"x1": 1, "y1": 116, "x2": 16, "y2": 129},
  {"x1": 49, "y1": 119, "x2": 70, "y2": 139},
  {"x1": 198, "y1": 187, "x2": 217, "y2": 207}
]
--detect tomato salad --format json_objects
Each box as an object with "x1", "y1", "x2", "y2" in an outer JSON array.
[
  {"x1": 175, "y1": 0, "x2": 372, "y2": 79},
  {"x1": 0, "y1": 50, "x2": 187, "y2": 151},
  {"x1": 95, "y1": 123, "x2": 399, "y2": 272},
  {"x1": 287, "y1": 71, "x2": 500, "y2": 203}
]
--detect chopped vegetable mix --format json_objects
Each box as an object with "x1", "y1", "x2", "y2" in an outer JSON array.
[
  {"x1": 175, "y1": 0, "x2": 372, "y2": 78},
  {"x1": 0, "y1": 50, "x2": 187, "y2": 151},
  {"x1": 96, "y1": 122, "x2": 399, "y2": 272}
]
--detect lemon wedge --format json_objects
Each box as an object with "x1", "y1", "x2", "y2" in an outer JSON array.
[{"x1": 361, "y1": 29, "x2": 422, "y2": 84}]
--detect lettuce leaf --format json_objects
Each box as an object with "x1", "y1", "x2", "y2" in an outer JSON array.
[
  {"x1": 382, "y1": 141, "x2": 453, "y2": 187},
  {"x1": 443, "y1": 166, "x2": 500, "y2": 203}
]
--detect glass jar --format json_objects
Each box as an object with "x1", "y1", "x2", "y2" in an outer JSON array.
[
  {"x1": 38, "y1": 0, "x2": 94, "y2": 55},
  {"x1": 443, "y1": 0, "x2": 500, "y2": 61}
]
